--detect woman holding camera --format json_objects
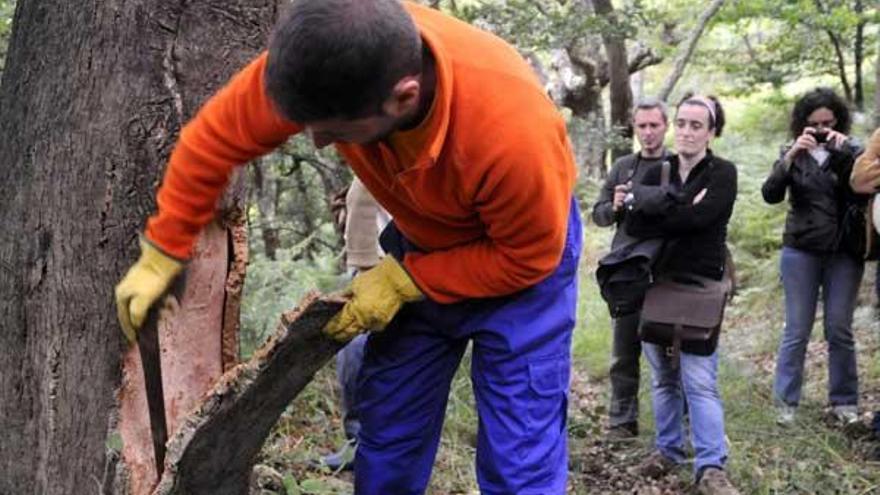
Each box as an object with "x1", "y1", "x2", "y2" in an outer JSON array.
[
  {"x1": 626, "y1": 94, "x2": 739, "y2": 495},
  {"x1": 762, "y1": 87, "x2": 865, "y2": 427}
]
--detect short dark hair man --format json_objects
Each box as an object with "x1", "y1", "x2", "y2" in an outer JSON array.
[
  {"x1": 591, "y1": 97, "x2": 670, "y2": 438},
  {"x1": 115, "y1": 1, "x2": 579, "y2": 493}
]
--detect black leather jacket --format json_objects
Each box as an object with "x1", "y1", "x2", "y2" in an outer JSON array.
[{"x1": 761, "y1": 140, "x2": 863, "y2": 254}]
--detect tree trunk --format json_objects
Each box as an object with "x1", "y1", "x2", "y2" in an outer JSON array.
[
  {"x1": 251, "y1": 161, "x2": 281, "y2": 261},
  {"x1": 827, "y1": 29, "x2": 853, "y2": 104},
  {"x1": 583, "y1": 108, "x2": 609, "y2": 178},
  {"x1": 853, "y1": 0, "x2": 865, "y2": 111},
  {"x1": 0, "y1": 1, "x2": 279, "y2": 494},
  {"x1": 553, "y1": 43, "x2": 605, "y2": 177},
  {"x1": 592, "y1": 0, "x2": 633, "y2": 163},
  {"x1": 875, "y1": 34, "x2": 880, "y2": 128},
  {"x1": 657, "y1": 0, "x2": 726, "y2": 102}
]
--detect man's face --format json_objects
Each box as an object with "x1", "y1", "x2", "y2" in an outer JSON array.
[
  {"x1": 303, "y1": 74, "x2": 424, "y2": 149},
  {"x1": 633, "y1": 108, "x2": 668, "y2": 155},
  {"x1": 304, "y1": 112, "x2": 400, "y2": 149}
]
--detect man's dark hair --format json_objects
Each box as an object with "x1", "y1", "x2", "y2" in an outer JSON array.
[
  {"x1": 677, "y1": 91, "x2": 726, "y2": 137},
  {"x1": 265, "y1": 0, "x2": 422, "y2": 122},
  {"x1": 789, "y1": 87, "x2": 851, "y2": 138}
]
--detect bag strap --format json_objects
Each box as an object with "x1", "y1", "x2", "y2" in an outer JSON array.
[
  {"x1": 624, "y1": 154, "x2": 642, "y2": 183},
  {"x1": 666, "y1": 323, "x2": 682, "y2": 369},
  {"x1": 724, "y1": 245, "x2": 736, "y2": 299},
  {"x1": 868, "y1": 197, "x2": 874, "y2": 257},
  {"x1": 661, "y1": 160, "x2": 671, "y2": 188}
]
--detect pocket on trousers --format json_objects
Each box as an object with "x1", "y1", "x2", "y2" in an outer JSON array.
[
  {"x1": 519, "y1": 355, "x2": 570, "y2": 460},
  {"x1": 528, "y1": 357, "x2": 568, "y2": 397}
]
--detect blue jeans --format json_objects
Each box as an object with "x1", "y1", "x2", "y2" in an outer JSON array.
[
  {"x1": 644, "y1": 344, "x2": 727, "y2": 476},
  {"x1": 773, "y1": 247, "x2": 863, "y2": 407},
  {"x1": 337, "y1": 334, "x2": 367, "y2": 440}
]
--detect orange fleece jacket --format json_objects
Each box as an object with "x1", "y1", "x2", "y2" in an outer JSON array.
[{"x1": 146, "y1": 3, "x2": 576, "y2": 303}]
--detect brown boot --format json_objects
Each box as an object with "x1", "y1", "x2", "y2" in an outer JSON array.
[
  {"x1": 697, "y1": 467, "x2": 740, "y2": 495},
  {"x1": 605, "y1": 421, "x2": 638, "y2": 440},
  {"x1": 629, "y1": 450, "x2": 677, "y2": 479}
]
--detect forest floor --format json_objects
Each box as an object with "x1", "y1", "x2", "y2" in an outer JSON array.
[{"x1": 250, "y1": 231, "x2": 880, "y2": 495}]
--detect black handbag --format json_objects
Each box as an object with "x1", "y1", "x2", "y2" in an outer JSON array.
[
  {"x1": 840, "y1": 198, "x2": 880, "y2": 261},
  {"x1": 837, "y1": 203, "x2": 868, "y2": 259},
  {"x1": 638, "y1": 271, "x2": 731, "y2": 367},
  {"x1": 596, "y1": 244, "x2": 658, "y2": 318}
]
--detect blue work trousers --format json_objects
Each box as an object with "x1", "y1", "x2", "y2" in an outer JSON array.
[
  {"x1": 353, "y1": 200, "x2": 582, "y2": 495},
  {"x1": 773, "y1": 246, "x2": 863, "y2": 407}
]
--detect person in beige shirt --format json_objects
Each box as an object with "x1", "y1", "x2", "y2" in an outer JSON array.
[
  {"x1": 321, "y1": 177, "x2": 390, "y2": 472},
  {"x1": 850, "y1": 128, "x2": 880, "y2": 459},
  {"x1": 850, "y1": 128, "x2": 880, "y2": 194},
  {"x1": 344, "y1": 178, "x2": 391, "y2": 273}
]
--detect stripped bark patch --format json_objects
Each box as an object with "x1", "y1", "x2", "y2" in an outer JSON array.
[{"x1": 153, "y1": 293, "x2": 345, "y2": 495}]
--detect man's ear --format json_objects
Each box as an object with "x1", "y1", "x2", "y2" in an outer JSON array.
[{"x1": 382, "y1": 76, "x2": 420, "y2": 118}]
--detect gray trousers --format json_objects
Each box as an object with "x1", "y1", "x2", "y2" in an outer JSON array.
[
  {"x1": 609, "y1": 312, "x2": 641, "y2": 426},
  {"x1": 337, "y1": 333, "x2": 367, "y2": 439}
]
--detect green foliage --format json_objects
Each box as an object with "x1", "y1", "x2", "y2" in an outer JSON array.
[
  {"x1": 712, "y1": 92, "x2": 789, "y2": 295},
  {"x1": 105, "y1": 432, "x2": 123, "y2": 453},
  {"x1": 572, "y1": 220, "x2": 613, "y2": 379},
  {"x1": 698, "y1": 0, "x2": 878, "y2": 97},
  {"x1": 249, "y1": 139, "x2": 349, "y2": 263},
  {"x1": 460, "y1": 0, "x2": 660, "y2": 52},
  {"x1": 240, "y1": 244, "x2": 342, "y2": 358}
]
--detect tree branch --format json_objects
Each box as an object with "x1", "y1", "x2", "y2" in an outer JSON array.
[
  {"x1": 657, "y1": 0, "x2": 726, "y2": 101},
  {"x1": 811, "y1": 0, "x2": 852, "y2": 103},
  {"x1": 825, "y1": 29, "x2": 853, "y2": 103},
  {"x1": 628, "y1": 46, "x2": 663, "y2": 75}
]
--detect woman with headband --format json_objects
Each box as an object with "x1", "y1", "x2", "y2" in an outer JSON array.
[
  {"x1": 625, "y1": 93, "x2": 739, "y2": 495},
  {"x1": 762, "y1": 87, "x2": 865, "y2": 428}
]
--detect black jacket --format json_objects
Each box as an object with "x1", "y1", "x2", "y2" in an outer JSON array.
[
  {"x1": 592, "y1": 151, "x2": 672, "y2": 249},
  {"x1": 761, "y1": 140, "x2": 863, "y2": 254},
  {"x1": 626, "y1": 152, "x2": 738, "y2": 280}
]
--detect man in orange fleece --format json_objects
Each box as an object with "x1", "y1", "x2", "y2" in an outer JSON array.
[{"x1": 115, "y1": 1, "x2": 580, "y2": 493}]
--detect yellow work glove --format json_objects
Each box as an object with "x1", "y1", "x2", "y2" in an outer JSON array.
[
  {"x1": 324, "y1": 256, "x2": 423, "y2": 342},
  {"x1": 115, "y1": 238, "x2": 184, "y2": 344}
]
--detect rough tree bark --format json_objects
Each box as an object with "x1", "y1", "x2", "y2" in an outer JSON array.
[
  {"x1": 0, "y1": 1, "x2": 280, "y2": 494},
  {"x1": 550, "y1": 44, "x2": 606, "y2": 177},
  {"x1": 875, "y1": 34, "x2": 880, "y2": 128},
  {"x1": 592, "y1": 0, "x2": 633, "y2": 163},
  {"x1": 657, "y1": 0, "x2": 726, "y2": 102}
]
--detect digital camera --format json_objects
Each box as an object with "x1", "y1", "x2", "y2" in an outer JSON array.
[{"x1": 812, "y1": 130, "x2": 828, "y2": 144}]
